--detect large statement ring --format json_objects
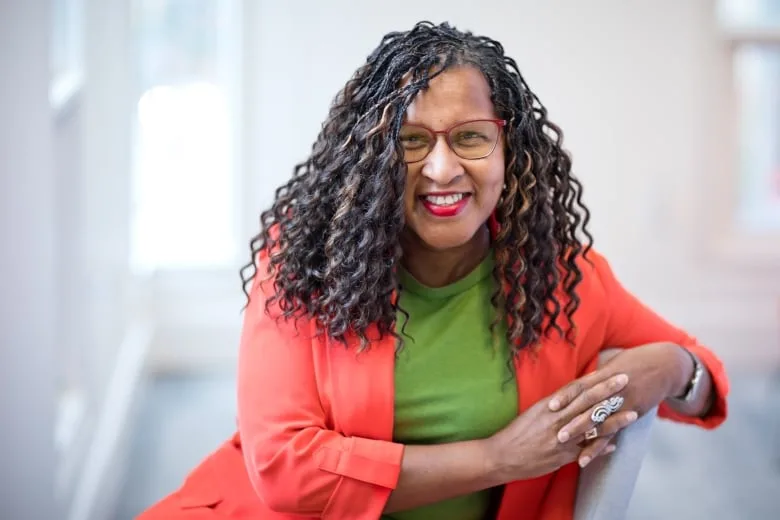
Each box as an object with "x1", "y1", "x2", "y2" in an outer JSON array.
[{"x1": 590, "y1": 396, "x2": 624, "y2": 424}]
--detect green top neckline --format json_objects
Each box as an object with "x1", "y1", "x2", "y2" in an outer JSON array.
[{"x1": 398, "y1": 252, "x2": 494, "y2": 299}]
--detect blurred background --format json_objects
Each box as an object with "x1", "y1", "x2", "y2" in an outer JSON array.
[{"x1": 2, "y1": 0, "x2": 780, "y2": 518}]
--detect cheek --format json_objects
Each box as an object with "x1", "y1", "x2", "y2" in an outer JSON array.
[
  {"x1": 403, "y1": 167, "x2": 420, "y2": 203},
  {"x1": 484, "y1": 145, "x2": 505, "y2": 190},
  {"x1": 478, "y1": 164, "x2": 505, "y2": 205}
]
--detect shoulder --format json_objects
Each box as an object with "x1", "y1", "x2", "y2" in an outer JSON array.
[
  {"x1": 542, "y1": 247, "x2": 628, "y2": 339},
  {"x1": 242, "y1": 247, "x2": 314, "y2": 345},
  {"x1": 558, "y1": 247, "x2": 614, "y2": 304},
  {"x1": 246, "y1": 240, "x2": 289, "y2": 314}
]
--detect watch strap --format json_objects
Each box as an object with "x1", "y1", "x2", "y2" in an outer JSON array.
[{"x1": 675, "y1": 348, "x2": 704, "y2": 402}]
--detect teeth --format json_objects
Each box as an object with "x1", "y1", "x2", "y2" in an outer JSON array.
[{"x1": 424, "y1": 193, "x2": 465, "y2": 206}]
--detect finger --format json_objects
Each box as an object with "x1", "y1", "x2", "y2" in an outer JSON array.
[
  {"x1": 579, "y1": 439, "x2": 617, "y2": 468},
  {"x1": 565, "y1": 373, "x2": 629, "y2": 418},
  {"x1": 548, "y1": 369, "x2": 621, "y2": 412},
  {"x1": 548, "y1": 373, "x2": 598, "y2": 412},
  {"x1": 551, "y1": 375, "x2": 629, "y2": 438},
  {"x1": 564, "y1": 410, "x2": 639, "y2": 445}
]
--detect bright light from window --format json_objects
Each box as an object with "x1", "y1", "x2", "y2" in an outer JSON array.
[
  {"x1": 132, "y1": 82, "x2": 236, "y2": 269},
  {"x1": 130, "y1": 0, "x2": 240, "y2": 271}
]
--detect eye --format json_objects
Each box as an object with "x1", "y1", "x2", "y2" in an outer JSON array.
[
  {"x1": 399, "y1": 131, "x2": 431, "y2": 150},
  {"x1": 453, "y1": 131, "x2": 489, "y2": 146}
]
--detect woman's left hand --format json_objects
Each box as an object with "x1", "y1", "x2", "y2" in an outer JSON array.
[{"x1": 547, "y1": 342, "x2": 691, "y2": 466}]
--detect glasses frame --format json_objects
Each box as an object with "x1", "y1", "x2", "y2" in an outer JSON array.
[{"x1": 400, "y1": 118, "x2": 507, "y2": 164}]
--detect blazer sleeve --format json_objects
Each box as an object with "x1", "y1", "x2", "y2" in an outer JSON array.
[
  {"x1": 583, "y1": 250, "x2": 729, "y2": 430},
  {"x1": 236, "y1": 259, "x2": 404, "y2": 519}
]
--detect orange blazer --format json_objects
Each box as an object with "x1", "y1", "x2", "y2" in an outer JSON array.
[
  {"x1": 231, "y1": 248, "x2": 728, "y2": 519},
  {"x1": 139, "y1": 248, "x2": 729, "y2": 520}
]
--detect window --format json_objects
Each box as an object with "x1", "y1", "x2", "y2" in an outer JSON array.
[
  {"x1": 718, "y1": 0, "x2": 780, "y2": 234},
  {"x1": 734, "y1": 45, "x2": 780, "y2": 231},
  {"x1": 718, "y1": 0, "x2": 780, "y2": 31},
  {"x1": 130, "y1": 0, "x2": 242, "y2": 271}
]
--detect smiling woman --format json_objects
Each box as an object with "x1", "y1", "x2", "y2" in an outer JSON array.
[{"x1": 140, "y1": 21, "x2": 729, "y2": 520}]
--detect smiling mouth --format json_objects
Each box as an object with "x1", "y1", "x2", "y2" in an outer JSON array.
[
  {"x1": 420, "y1": 193, "x2": 469, "y2": 206},
  {"x1": 418, "y1": 193, "x2": 472, "y2": 218}
]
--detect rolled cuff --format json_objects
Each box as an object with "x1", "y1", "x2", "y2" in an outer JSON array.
[
  {"x1": 657, "y1": 344, "x2": 729, "y2": 429},
  {"x1": 318, "y1": 437, "x2": 404, "y2": 519}
]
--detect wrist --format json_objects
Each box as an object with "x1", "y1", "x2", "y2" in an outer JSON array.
[
  {"x1": 480, "y1": 435, "x2": 513, "y2": 486},
  {"x1": 664, "y1": 343, "x2": 695, "y2": 399}
]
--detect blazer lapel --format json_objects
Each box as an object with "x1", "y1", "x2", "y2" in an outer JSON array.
[{"x1": 325, "y1": 326, "x2": 397, "y2": 442}]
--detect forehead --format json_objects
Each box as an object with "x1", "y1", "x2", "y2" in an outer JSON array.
[{"x1": 404, "y1": 66, "x2": 496, "y2": 127}]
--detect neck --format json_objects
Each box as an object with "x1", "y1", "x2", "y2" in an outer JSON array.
[{"x1": 400, "y1": 225, "x2": 491, "y2": 288}]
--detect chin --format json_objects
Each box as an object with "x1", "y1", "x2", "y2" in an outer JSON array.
[{"x1": 413, "y1": 226, "x2": 480, "y2": 251}]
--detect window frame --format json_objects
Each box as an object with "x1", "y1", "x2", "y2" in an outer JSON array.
[{"x1": 707, "y1": 2, "x2": 780, "y2": 268}]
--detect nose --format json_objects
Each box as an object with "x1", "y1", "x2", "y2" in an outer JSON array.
[{"x1": 420, "y1": 135, "x2": 465, "y2": 185}]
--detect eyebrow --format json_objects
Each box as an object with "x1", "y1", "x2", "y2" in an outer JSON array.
[{"x1": 402, "y1": 116, "x2": 498, "y2": 127}]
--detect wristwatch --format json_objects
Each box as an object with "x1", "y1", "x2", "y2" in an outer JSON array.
[{"x1": 673, "y1": 348, "x2": 704, "y2": 402}]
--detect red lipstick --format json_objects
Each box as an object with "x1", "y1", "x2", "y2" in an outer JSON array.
[{"x1": 419, "y1": 192, "x2": 471, "y2": 218}]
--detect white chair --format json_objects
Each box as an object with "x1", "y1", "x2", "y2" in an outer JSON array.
[
  {"x1": 574, "y1": 405, "x2": 657, "y2": 520},
  {"x1": 574, "y1": 348, "x2": 657, "y2": 520}
]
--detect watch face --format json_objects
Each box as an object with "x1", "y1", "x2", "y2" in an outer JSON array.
[
  {"x1": 678, "y1": 351, "x2": 702, "y2": 401},
  {"x1": 693, "y1": 357, "x2": 704, "y2": 380}
]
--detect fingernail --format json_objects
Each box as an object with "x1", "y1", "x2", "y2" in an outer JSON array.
[
  {"x1": 604, "y1": 445, "x2": 616, "y2": 454},
  {"x1": 615, "y1": 374, "x2": 628, "y2": 386},
  {"x1": 626, "y1": 411, "x2": 639, "y2": 422},
  {"x1": 549, "y1": 399, "x2": 560, "y2": 411},
  {"x1": 579, "y1": 456, "x2": 591, "y2": 468},
  {"x1": 557, "y1": 431, "x2": 570, "y2": 443}
]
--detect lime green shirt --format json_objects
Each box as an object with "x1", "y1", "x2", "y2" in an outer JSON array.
[{"x1": 383, "y1": 253, "x2": 518, "y2": 520}]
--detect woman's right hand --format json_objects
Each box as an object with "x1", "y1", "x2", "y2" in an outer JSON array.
[{"x1": 484, "y1": 372, "x2": 635, "y2": 482}]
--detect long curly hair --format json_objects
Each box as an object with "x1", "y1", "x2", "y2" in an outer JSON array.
[{"x1": 240, "y1": 21, "x2": 592, "y2": 355}]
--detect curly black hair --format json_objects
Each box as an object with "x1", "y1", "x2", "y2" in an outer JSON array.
[{"x1": 240, "y1": 21, "x2": 592, "y2": 355}]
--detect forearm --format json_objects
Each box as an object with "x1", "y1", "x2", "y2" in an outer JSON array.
[
  {"x1": 384, "y1": 439, "x2": 503, "y2": 513},
  {"x1": 601, "y1": 345, "x2": 714, "y2": 418}
]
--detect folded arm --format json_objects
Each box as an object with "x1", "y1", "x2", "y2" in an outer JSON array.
[
  {"x1": 584, "y1": 251, "x2": 729, "y2": 428},
  {"x1": 237, "y1": 272, "x2": 403, "y2": 518},
  {"x1": 237, "y1": 263, "x2": 506, "y2": 518}
]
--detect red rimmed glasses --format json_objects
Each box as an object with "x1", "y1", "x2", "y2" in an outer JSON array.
[{"x1": 399, "y1": 119, "x2": 507, "y2": 163}]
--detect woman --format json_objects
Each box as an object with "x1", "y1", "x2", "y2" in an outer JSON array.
[{"x1": 140, "y1": 21, "x2": 728, "y2": 520}]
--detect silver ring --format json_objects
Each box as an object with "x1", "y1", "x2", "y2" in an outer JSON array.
[
  {"x1": 584, "y1": 427, "x2": 599, "y2": 440},
  {"x1": 590, "y1": 396, "x2": 624, "y2": 424}
]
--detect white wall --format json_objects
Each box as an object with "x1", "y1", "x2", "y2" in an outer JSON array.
[
  {"x1": 154, "y1": 0, "x2": 780, "y2": 373},
  {"x1": 0, "y1": 1, "x2": 59, "y2": 518},
  {"x1": 1, "y1": 1, "x2": 150, "y2": 518}
]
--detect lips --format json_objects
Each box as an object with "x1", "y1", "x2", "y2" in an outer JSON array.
[{"x1": 419, "y1": 192, "x2": 471, "y2": 217}]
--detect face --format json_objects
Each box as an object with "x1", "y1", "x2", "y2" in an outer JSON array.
[{"x1": 401, "y1": 66, "x2": 505, "y2": 252}]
